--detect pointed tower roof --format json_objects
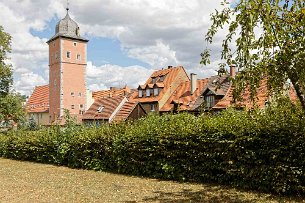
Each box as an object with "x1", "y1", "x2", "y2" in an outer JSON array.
[{"x1": 47, "y1": 7, "x2": 88, "y2": 43}]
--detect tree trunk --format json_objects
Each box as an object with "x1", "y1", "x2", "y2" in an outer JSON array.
[{"x1": 290, "y1": 78, "x2": 305, "y2": 112}]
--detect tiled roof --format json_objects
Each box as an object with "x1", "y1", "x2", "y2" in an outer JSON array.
[
  {"x1": 92, "y1": 86, "x2": 131, "y2": 100},
  {"x1": 130, "y1": 66, "x2": 187, "y2": 103},
  {"x1": 26, "y1": 85, "x2": 49, "y2": 113},
  {"x1": 161, "y1": 79, "x2": 209, "y2": 112},
  {"x1": 213, "y1": 79, "x2": 269, "y2": 109},
  {"x1": 204, "y1": 75, "x2": 231, "y2": 96},
  {"x1": 83, "y1": 96, "x2": 124, "y2": 120},
  {"x1": 113, "y1": 101, "x2": 138, "y2": 122}
]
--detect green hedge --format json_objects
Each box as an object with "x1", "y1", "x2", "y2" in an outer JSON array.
[{"x1": 0, "y1": 100, "x2": 304, "y2": 195}]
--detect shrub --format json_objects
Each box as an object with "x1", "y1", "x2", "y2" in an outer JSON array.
[{"x1": 0, "y1": 100, "x2": 304, "y2": 195}]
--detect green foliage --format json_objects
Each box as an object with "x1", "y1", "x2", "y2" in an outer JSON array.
[
  {"x1": 0, "y1": 102, "x2": 304, "y2": 195},
  {"x1": 0, "y1": 93, "x2": 25, "y2": 123},
  {"x1": 0, "y1": 26, "x2": 25, "y2": 124},
  {"x1": 202, "y1": 0, "x2": 305, "y2": 111}
]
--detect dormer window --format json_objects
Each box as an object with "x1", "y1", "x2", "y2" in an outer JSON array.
[
  {"x1": 205, "y1": 95, "x2": 215, "y2": 108},
  {"x1": 160, "y1": 75, "x2": 165, "y2": 82},
  {"x1": 154, "y1": 88, "x2": 159, "y2": 96},
  {"x1": 152, "y1": 77, "x2": 157, "y2": 84},
  {"x1": 146, "y1": 89, "x2": 151, "y2": 97},
  {"x1": 138, "y1": 90, "x2": 143, "y2": 98}
]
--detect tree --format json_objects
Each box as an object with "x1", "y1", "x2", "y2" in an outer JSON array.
[
  {"x1": 0, "y1": 26, "x2": 25, "y2": 124},
  {"x1": 201, "y1": 0, "x2": 305, "y2": 111}
]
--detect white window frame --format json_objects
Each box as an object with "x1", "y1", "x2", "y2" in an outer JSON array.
[
  {"x1": 153, "y1": 88, "x2": 159, "y2": 96},
  {"x1": 146, "y1": 89, "x2": 151, "y2": 97},
  {"x1": 152, "y1": 77, "x2": 157, "y2": 84},
  {"x1": 150, "y1": 104, "x2": 155, "y2": 112},
  {"x1": 67, "y1": 51, "x2": 71, "y2": 58},
  {"x1": 73, "y1": 42, "x2": 77, "y2": 47},
  {"x1": 71, "y1": 105, "x2": 75, "y2": 109},
  {"x1": 138, "y1": 90, "x2": 143, "y2": 98},
  {"x1": 71, "y1": 92, "x2": 74, "y2": 97}
]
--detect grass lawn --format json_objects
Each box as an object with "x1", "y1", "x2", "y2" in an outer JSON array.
[{"x1": 0, "y1": 158, "x2": 303, "y2": 203}]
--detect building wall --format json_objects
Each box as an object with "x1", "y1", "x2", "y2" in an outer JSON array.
[
  {"x1": 27, "y1": 112, "x2": 50, "y2": 126},
  {"x1": 49, "y1": 37, "x2": 87, "y2": 124},
  {"x1": 61, "y1": 39, "x2": 87, "y2": 123},
  {"x1": 49, "y1": 38, "x2": 61, "y2": 123},
  {"x1": 140, "y1": 102, "x2": 159, "y2": 114},
  {"x1": 127, "y1": 104, "x2": 147, "y2": 120},
  {"x1": 158, "y1": 69, "x2": 189, "y2": 110}
]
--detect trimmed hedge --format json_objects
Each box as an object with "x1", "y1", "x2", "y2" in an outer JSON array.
[{"x1": 0, "y1": 100, "x2": 305, "y2": 195}]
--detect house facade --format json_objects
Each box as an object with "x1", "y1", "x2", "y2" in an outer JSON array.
[
  {"x1": 130, "y1": 66, "x2": 189, "y2": 113},
  {"x1": 26, "y1": 85, "x2": 50, "y2": 125},
  {"x1": 82, "y1": 96, "x2": 146, "y2": 124}
]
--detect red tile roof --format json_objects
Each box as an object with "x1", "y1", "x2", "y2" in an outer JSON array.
[
  {"x1": 83, "y1": 96, "x2": 124, "y2": 120},
  {"x1": 113, "y1": 101, "x2": 138, "y2": 122},
  {"x1": 26, "y1": 85, "x2": 49, "y2": 113},
  {"x1": 213, "y1": 79, "x2": 270, "y2": 109},
  {"x1": 161, "y1": 79, "x2": 209, "y2": 111},
  {"x1": 130, "y1": 66, "x2": 188, "y2": 103},
  {"x1": 83, "y1": 96, "x2": 143, "y2": 122},
  {"x1": 92, "y1": 86, "x2": 131, "y2": 100}
]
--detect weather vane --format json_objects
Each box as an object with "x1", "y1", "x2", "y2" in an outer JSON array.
[{"x1": 66, "y1": 0, "x2": 69, "y2": 12}]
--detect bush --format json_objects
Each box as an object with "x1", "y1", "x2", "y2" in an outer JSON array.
[{"x1": 0, "y1": 100, "x2": 304, "y2": 195}]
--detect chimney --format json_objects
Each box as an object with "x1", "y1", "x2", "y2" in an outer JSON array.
[
  {"x1": 230, "y1": 64, "x2": 236, "y2": 78},
  {"x1": 190, "y1": 73, "x2": 197, "y2": 95}
]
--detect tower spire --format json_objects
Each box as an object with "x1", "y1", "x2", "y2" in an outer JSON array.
[{"x1": 66, "y1": 0, "x2": 69, "y2": 13}]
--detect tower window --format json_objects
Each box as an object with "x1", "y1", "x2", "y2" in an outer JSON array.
[
  {"x1": 78, "y1": 92, "x2": 82, "y2": 97},
  {"x1": 77, "y1": 54, "x2": 81, "y2": 60},
  {"x1": 79, "y1": 104, "x2": 84, "y2": 109},
  {"x1": 71, "y1": 92, "x2": 74, "y2": 97},
  {"x1": 67, "y1": 51, "x2": 71, "y2": 58},
  {"x1": 71, "y1": 105, "x2": 75, "y2": 109},
  {"x1": 73, "y1": 42, "x2": 77, "y2": 46}
]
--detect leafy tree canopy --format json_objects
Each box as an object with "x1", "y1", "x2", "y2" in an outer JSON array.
[
  {"x1": 201, "y1": 0, "x2": 305, "y2": 111},
  {"x1": 0, "y1": 26, "x2": 25, "y2": 124}
]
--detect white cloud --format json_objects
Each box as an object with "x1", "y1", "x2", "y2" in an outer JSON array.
[
  {"x1": 14, "y1": 72, "x2": 47, "y2": 95},
  {"x1": 0, "y1": 0, "x2": 228, "y2": 95},
  {"x1": 86, "y1": 61, "x2": 152, "y2": 90}
]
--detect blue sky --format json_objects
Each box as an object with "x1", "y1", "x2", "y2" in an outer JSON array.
[{"x1": 0, "y1": 0, "x2": 226, "y2": 95}]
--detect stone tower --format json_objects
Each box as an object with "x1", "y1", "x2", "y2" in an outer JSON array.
[{"x1": 47, "y1": 7, "x2": 89, "y2": 124}]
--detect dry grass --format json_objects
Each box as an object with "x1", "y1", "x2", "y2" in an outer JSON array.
[{"x1": 0, "y1": 158, "x2": 304, "y2": 203}]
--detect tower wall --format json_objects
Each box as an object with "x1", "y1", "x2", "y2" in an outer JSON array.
[
  {"x1": 49, "y1": 38, "x2": 87, "y2": 123},
  {"x1": 49, "y1": 38, "x2": 61, "y2": 123}
]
